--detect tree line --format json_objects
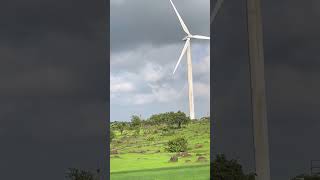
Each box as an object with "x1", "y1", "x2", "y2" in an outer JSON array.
[{"x1": 111, "y1": 111, "x2": 193, "y2": 134}]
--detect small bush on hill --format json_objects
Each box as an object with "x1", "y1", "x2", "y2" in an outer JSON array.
[
  {"x1": 110, "y1": 131, "x2": 115, "y2": 142},
  {"x1": 165, "y1": 137, "x2": 188, "y2": 152},
  {"x1": 65, "y1": 168, "x2": 97, "y2": 180},
  {"x1": 146, "y1": 136, "x2": 155, "y2": 141},
  {"x1": 161, "y1": 129, "x2": 175, "y2": 136},
  {"x1": 133, "y1": 128, "x2": 140, "y2": 136}
]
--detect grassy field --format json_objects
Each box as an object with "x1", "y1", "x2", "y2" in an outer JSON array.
[
  {"x1": 111, "y1": 165, "x2": 210, "y2": 180},
  {"x1": 110, "y1": 119, "x2": 210, "y2": 179}
]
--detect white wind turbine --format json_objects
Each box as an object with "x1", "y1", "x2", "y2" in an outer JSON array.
[{"x1": 169, "y1": 0, "x2": 211, "y2": 120}]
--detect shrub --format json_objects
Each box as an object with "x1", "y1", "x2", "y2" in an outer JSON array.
[
  {"x1": 211, "y1": 154, "x2": 256, "y2": 180},
  {"x1": 146, "y1": 136, "x2": 155, "y2": 141},
  {"x1": 161, "y1": 129, "x2": 175, "y2": 136},
  {"x1": 110, "y1": 131, "x2": 116, "y2": 142},
  {"x1": 65, "y1": 168, "x2": 96, "y2": 180},
  {"x1": 133, "y1": 128, "x2": 140, "y2": 136},
  {"x1": 160, "y1": 126, "x2": 170, "y2": 132},
  {"x1": 165, "y1": 137, "x2": 188, "y2": 152}
]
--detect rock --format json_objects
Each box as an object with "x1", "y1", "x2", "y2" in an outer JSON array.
[
  {"x1": 111, "y1": 149, "x2": 118, "y2": 154},
  {"x1": 197, "y1": 156, "x2": 208, "y2": 162},
  {"x1": 169, "y1": 155, "x2": 178, "y2": 162},
  {"x1": 176, "y1": 152, "x2": 192, "y2": 157},
  {"x1": 155, "y1": 150, "x2": 161, "y2": 153}
]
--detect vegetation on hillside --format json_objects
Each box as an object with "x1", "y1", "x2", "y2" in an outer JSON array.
[
  {"x1": 110, "y1": 111, "x2": 210, "y2": 179},
  {"x1": 211, "y1": 154, "x2": 256, "y2": 180},
  {"x1": 65, "y1": 168, "x2": 100, "y2": 180}
]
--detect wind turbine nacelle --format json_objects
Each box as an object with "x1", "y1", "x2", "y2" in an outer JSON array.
[{"x1": 182, "y1": 36, "x2": 190, "y2": 41}]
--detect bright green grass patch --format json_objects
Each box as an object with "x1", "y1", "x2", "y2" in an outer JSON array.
[
  {"x1": 111, "y1": 165, "x2": 210, "y2": 180},
  {"x1": 111, "y1": 153, "x2": 209, "y2": 172}
]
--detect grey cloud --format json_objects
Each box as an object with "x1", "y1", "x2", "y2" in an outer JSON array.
[
  {"x1": 0, "y1": 0, "x2": 107, "y2": 179},
  {"x1": 111, "y1": 0, "x2": 210, "y2": 53}
]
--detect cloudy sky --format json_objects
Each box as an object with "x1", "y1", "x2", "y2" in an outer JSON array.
[
  {"x1": 110, "y1": 0, "x2": 210, "y2": 121},
  {"x1": 0, "y1": 0, "x2": 107, "y2": 179},
  {"x1": 0, "y1": 0, "x2": 319, "y2": 179}
]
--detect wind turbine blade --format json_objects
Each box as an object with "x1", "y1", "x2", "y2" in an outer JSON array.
[
  {"x1": 173, "y1": 39, "x2": 190, "y2": 75},
  {"x1": 192, "y1": 35, "x2": 210, "y2": 40},
  {"x1": 169, "y1": 0, "x2": 191, "y2": 35},
  {"x1": 211, "y1": 0, "x2": 225, "y2": 24}
]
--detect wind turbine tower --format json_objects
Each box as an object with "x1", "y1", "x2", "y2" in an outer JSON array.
[
  {"x1": 211, "y1": 0, "x2": 271, "y2": 179},
  {"x1": 247, "y1": 0, "x2": 271, "y2": 179},
  {"x1": 169, "y1": 0, "x2": 210, "y2": 120}
]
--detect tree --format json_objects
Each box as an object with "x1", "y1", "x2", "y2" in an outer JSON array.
[
  {"x1": 146, "y1": 111, "x2": 190, "y2": 128},
  {"x1": 114, "y1": 122, "x2": 126, "y2": 135},
  {"x1": 111, "y1": 122, "x2": 127, "y2": 135},
  {"x1": 131, "y1": 115, "x2": 142, "y2": 128},
  {"x1": 170, "y1": 111, "x2": 190, "y2": 128},
  {"x1": 211, "y1": 154, "x2": 256, "y2": 180},
  {"x1": 65, "y1": 168, "x2": 96, "y2": 180},
  {"x1": 149, "y1": 113, "x2": 166, "y2": 125}
]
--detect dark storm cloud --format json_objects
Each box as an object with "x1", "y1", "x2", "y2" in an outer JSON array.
[
  {"x1": 212, "y1": 0, "x2": 320, "y2": 179},
  {"x1": 0, "y1": 0, "x2": 107, "y2": 179},
  {"x1": 262, "y1": 1, "x2": 320, "y2": 179},
  {"x1": 110, "y1": 0, "x2": 210, "y2": 53},
  {"x1": 0, "y1": 33, "x2": 106, "y2": 98},
  {"x1": 0, "y1": 0, "x2": 105, "y2": 44}
]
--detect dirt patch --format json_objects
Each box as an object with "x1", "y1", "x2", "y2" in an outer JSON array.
[{"x1": 195, "y1": 144, "x2": 203, "y2": 148}]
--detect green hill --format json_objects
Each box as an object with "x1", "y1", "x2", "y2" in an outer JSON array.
[{"x1": 110, "y1": 115, "x2": 210, "y2": 180}]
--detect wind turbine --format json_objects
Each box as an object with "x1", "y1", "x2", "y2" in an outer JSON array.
[
  {"x1": 169, "y1": 0, "x2": 211, "y2": 120},
  {"x1": 210, "y1": 0, "x2": 271, "y2": 179}
]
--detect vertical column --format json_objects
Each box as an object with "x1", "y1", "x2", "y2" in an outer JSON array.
[
  {"x1": 187, "y1": 40, "x2": 195, "y2": 120},
  {"x1": 247, "y1": 0, "x2": 271, "y2": 179}
]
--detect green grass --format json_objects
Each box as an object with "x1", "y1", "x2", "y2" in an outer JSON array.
[
  {"x1": 110, "y1": 120, "x2": 210, "y2": 179},
  {"x1": 111, "y1": 165, "x2": 210, "y2": 180}
]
